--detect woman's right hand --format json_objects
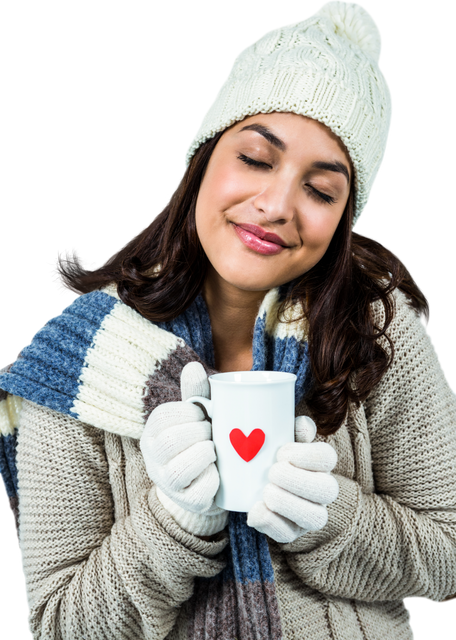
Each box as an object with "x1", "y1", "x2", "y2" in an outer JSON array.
[{"x1": 140, "y1": 362, "x2": 221, "y2": 515}]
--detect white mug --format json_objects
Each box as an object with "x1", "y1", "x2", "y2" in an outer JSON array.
[{"x1": 187, "y1": 371, "x2": 296, "y2": 512}]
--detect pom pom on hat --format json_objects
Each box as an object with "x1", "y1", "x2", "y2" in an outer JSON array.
[{"x1": 317, "y1": 1, "x2": 381, "y2": 62}]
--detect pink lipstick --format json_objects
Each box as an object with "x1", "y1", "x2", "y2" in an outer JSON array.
[{"x1": 232, "y1": 223, "x2": 286, "y2": 255}]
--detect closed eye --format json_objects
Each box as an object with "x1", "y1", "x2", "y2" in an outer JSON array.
[
  {"x1": 238, "y1": 153, "x2": 269, "y2": 167},
  {"x1": 238, "y1": 153, "x2": 336, "y2": 204}
]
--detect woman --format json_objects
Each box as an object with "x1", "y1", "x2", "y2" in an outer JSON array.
[{"x1": 1, "y1": 2, "x2": 455, "y2": 639}]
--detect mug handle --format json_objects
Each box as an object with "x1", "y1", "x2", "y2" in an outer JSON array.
[{"x1": 186, "y1": 396, "x2": 213, "y2": 419}]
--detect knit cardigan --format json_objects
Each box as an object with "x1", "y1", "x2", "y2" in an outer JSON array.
[{"x1": 1, "y1": 285, "x2": 456, "y2": 639}]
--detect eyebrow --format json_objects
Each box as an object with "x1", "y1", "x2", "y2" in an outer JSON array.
[{"x1": 238, "y1": 123, "x2": 350, "y2": 183}]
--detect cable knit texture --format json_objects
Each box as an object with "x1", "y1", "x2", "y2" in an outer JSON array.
[
  {"x1": 1, "y1": 287, "x2": 456, "y2": 639},
  {"x1": 185, "y1": 1, "x2": 391, "y2": 223}
]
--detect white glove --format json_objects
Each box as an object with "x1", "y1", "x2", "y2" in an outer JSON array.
[
  {"x1": 247, "y1": 416, "x2": 339, "y2": 543},
  {"x1": 140, "y1": 361, "x2": 228, "y2": 536}
]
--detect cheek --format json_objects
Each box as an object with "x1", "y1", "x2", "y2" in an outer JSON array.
[
  {"x1": 217, "y1": 168, "x2": 247, "y2": 203},
  {"x1": 195, "y1": 170, "x2": 238, "y2": 251},
  {"x1": 303, "y1": 214, "x2": 339, "y2": 245},
  {"x1": 198, "y1": 161, "x2": 252, "y2": 217}
]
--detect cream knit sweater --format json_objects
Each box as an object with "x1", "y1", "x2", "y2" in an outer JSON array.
[{"x1": 15, "y1": 288, "x2": 456, "y2": 639}]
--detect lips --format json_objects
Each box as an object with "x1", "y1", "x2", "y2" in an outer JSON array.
[
  {"x1": 231, "y1": 223, "x2": 288, "y2": 256},
  {"x1": 234, "y1": 223, "x2": 289, "y2": 247}
]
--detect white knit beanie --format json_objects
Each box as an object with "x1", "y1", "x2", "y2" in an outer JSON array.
[{"x1": 186, "y1": 1, "x2": 391, "y2": 224}]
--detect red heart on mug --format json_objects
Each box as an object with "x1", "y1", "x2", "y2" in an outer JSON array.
[{"x1": 229, "y1": 428, "x2": 265, "y2": 462}]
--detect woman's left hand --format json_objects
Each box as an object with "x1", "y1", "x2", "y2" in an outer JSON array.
[{"x1": 247, "y1": 416, "x2": 339, "y2": 543}]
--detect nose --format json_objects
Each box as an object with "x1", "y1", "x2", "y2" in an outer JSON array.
[{"x1": 252, "y1": 174, "x2": 297, "y2": 223}]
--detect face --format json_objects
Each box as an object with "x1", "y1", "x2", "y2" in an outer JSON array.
[{"x1": 195, "y1": 112, "x2": 352, "y2": 294}]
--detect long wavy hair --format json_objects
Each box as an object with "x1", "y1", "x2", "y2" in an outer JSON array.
[{"x1": 59, "y1": 131, "x2": 428, "y2": 436}]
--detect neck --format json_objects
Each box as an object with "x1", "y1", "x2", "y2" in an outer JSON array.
[{"x1": 202, "y1": 268, "x2": 269, "y2": 370}]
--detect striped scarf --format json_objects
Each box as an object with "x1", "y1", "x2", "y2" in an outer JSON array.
[{"x1": 0, "y1": 284, "x2": 310, "y2": 639}]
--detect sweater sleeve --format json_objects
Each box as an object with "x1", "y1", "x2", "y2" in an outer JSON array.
[
  {"x1": 17, "y1": 400, "x2": 228, "y2": 640},
  {"x1": 279, "y1": 289, "x2": 456, "y2": 602}
]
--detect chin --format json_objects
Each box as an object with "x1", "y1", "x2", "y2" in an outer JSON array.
[{"x1": 218, "y1": 266, "x2": 283, "y2": 292}]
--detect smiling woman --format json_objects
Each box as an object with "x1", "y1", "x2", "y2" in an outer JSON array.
[
  {"x1": 195, "y1": 113, "x2": 352, "y2": 371},
  {"x1": 47, "y1": 104, "x2": 418, "y2": 436},
  {"x1": 1, "y1": 2, "x2": 455, "y2": 640}
]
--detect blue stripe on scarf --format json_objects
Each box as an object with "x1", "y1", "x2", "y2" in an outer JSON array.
[
  {"x1": 157, "y1": 294, "x2": 216, "y2": 369},
  {"x1": 228, "y1": 512, "x2": 274, "y2": 584},
  {"x1": 0, "y1": 291, "x2": 117, "y2": 415},
  {"x1": 252, "y1": 307, "x2": 311, "y2": 406}
]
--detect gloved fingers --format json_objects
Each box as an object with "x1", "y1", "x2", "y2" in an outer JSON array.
[
  {"x1": 263, "y1": 483, "x2": 329, "y2": 531},
  {"x1": 164, "y1": 440, "x2": 217, "y2": 492},
  {"x1": 294, "y1": 415, "x2": 317, "y2": 443},
  {"x1": 147, "y1": 420, "x2": 212, "y2": 466},
  {"x1": 181, "y1": 362, "x2": 211, "y2": 402},
  {"x1": 192, "y1": 500, "x2": 227, "y2": 518},
  {"x1": 247, "y1": 500, "x2": 306, "y2": 544},
  {"x1": 144, "y1": 401, "x2": 206, "y2": 438},
  {"x1": 269, "y1": 461, "x2": 339, "y2": 505},
  {"x1": 277, "y1": 441, "x2": 337, "y2": 472},
  {"x1": 169, "y1": 462, "x2": 220, "y2": 514}
]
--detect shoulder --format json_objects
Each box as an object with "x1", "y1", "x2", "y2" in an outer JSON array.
[
  {"x1": 371, "y1": 288, "x2": 455, "y2": 402},
  {"x1": 369, "y1": 286, "x2": 428, "y2": 357},
  {"x1": 366, "y1": 287, "x2": 428, "y2": 403}
]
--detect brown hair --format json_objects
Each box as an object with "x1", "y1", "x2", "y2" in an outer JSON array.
[{"x1": 59, "y1": 132, "x2": 428, "y2": 436}]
